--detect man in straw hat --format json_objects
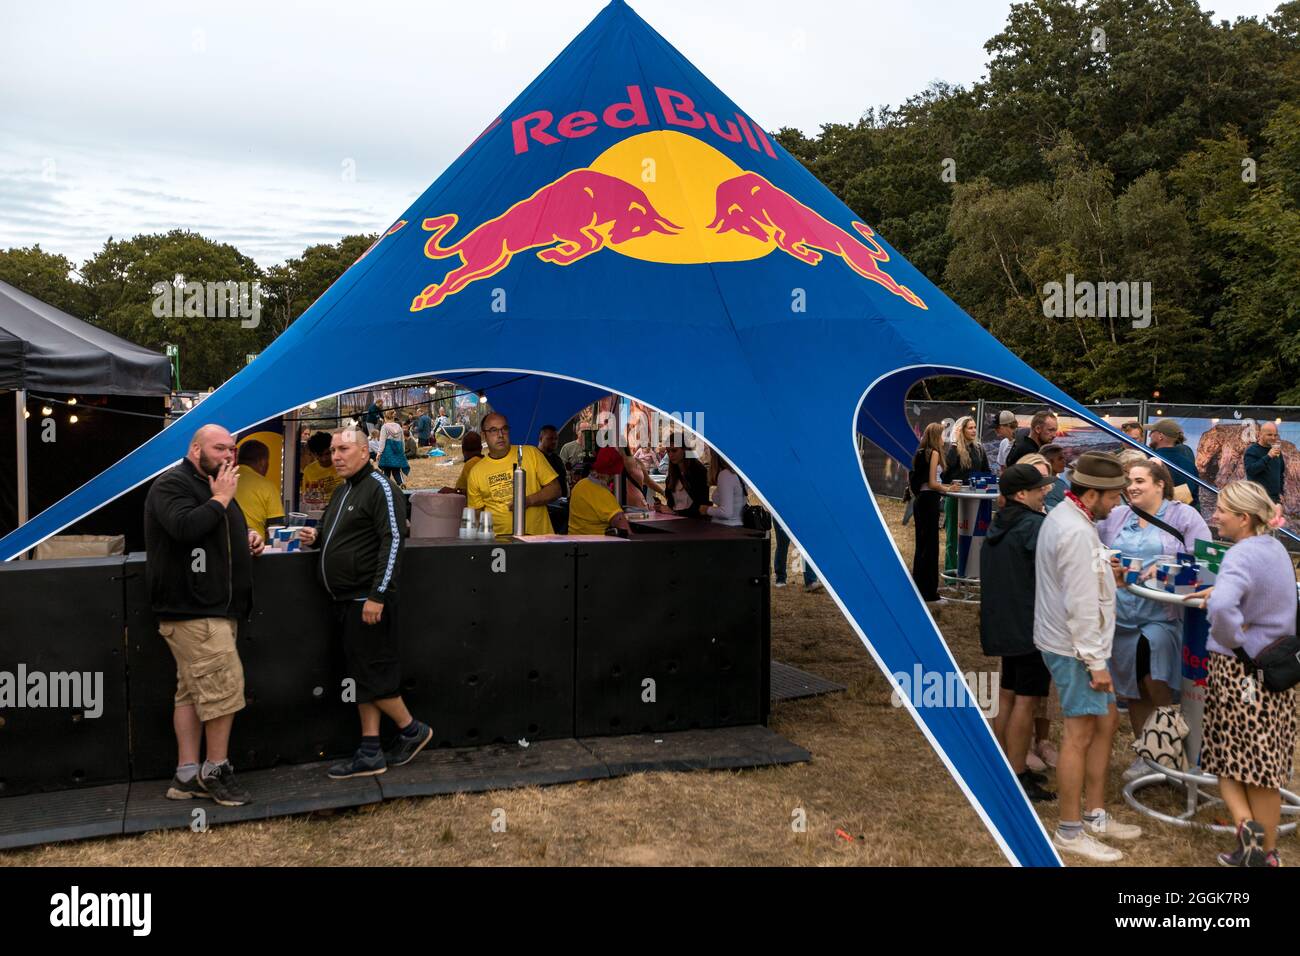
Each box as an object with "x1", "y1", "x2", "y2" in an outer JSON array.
[{"x1": 1033, "y1": 451, "x2": 1143, "y2": 862}]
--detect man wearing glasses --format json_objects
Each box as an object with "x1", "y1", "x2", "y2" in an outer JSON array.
[{"x1": 466, "y1": 412, "x2": 562, "y2": 536}]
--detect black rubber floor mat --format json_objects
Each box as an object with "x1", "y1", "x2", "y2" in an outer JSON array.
[
  {"x1": 579, "y1": 725, "x2": 811, "y2": 776},
  {"x1": 0, "y1": 784, "x2": 128, "y2": 850},
  {"x1": 378, "y1": 738, "x2": 609, "y2": 799},
  {"x1": 3, "y1": 728, "x2": 809, "y2": 849},
  {"x1": 770, "y1": 661, "x2": 846, "y2": 701},
  {"x1": 122, "y1": 761, "x2": 383, "y2": 835}
]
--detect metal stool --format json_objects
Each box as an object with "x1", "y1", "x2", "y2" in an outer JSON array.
[{"x1": 1122, "y1": 759, "x2": 1300, "y2": 833}]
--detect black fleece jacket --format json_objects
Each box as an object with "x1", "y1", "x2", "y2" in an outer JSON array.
[{"x1": 144, "y1": 459, "x2": 254, "y2": 621}]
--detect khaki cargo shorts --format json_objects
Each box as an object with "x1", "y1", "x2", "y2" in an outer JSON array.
[{"x1": 158, "y1": 617, "x2": 246, "y2": 722}]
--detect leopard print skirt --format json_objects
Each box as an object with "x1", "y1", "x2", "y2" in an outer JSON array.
[{"x1": 1201, "y1": 652, "x2": 1297, "y2": 790}]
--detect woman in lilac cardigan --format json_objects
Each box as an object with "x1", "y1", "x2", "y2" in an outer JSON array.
[
  {"x1": 1201, "y1": 481, "x2": 1296, "y2": 867},
  {"x1": 1097, "y1": 459, "x2": 1210, "y2": 751}
]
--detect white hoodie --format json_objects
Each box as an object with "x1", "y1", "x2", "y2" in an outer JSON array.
[{"x1": 1033, "y1": 497, "x2": 1116, "y2": 670}]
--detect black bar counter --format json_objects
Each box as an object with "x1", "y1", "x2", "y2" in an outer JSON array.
[{"x1": 0, "y1": 522, "x2": 770, "y2": 796}]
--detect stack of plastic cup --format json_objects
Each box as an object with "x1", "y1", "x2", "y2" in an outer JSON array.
[
  {"x1": 477, "y1": 511, "x2": 495, "y2": 539},
  {"x1": 459, "y1": 507, "x2": 476, "y2": 539}
]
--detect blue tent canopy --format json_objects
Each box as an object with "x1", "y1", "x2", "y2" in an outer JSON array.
[{"x1": 2, "y1": 0, "x2": 1227, "y2": 865}]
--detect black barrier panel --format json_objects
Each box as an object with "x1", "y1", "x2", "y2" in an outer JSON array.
[
  {"x1": 122, "y1": 555, "x2": 174, "y2": 783},
  {"x1": 574, "y1": 536, "x2": 767, "y2": 737},
  {"x1": 235, "y1": 553, "x2": 357, "y2": 769},
  {"x1": 0, "y1": 557, "x2": 130, "y2": 796},
  {"x1": 125, "y1": 552, "x2": 359, "y2": 781},
  {"x1": 398, "y1": 540, "x2": 576, "y2": 748}
]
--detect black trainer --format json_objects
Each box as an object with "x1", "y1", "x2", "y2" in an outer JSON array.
[
  {"x1": 385, "y1": 720, "x2": 434, "y2": 768},
  {"x1": 165, "y1": 773, "x2": 210, "y2": 801},
  {"x1": 328, "y1": 748, "x2": 387, "y2": 779},
  {"x1": 1017, "y1": 771, "x2": 1056, "y2": 803},
  {"x1": 198, "y1": 762, "x2": 252, "y2": 806},
  {"x1": 1021, "y1": 768, "x2": 1048, "y2": 786}
]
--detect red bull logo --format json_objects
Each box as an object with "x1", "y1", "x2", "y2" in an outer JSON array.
[
  {"x1": 708, "y1": 172, "x2": 925, "y2": 309},
  {"x1": 412, "y1": 171, "x2": 679, "y2": 311},
  {"x1": 409, "y1": 131, "x2": 926, "y2": 312}
]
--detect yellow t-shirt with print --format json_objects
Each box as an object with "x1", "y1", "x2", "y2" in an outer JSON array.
[
  {"x1": 466, "y1": 445, "x2": 558, "y2": 536},
  {"x1": 567, "y1": 476, "x2": 623, "y2": 536},
  {"x1": 300, "y1": 459, "x2": 342, "y2": 509},
  {"x1": 454, "y1": 455, "x2": 484, "y2": 493},
  {"x1": 235, "y1": 464, "x2": 283, "y2": 538}
]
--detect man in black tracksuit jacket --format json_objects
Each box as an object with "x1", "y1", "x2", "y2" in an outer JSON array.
[
  {"x1": 300, "y1": 425, "x2": 432, "y2": 779},
  {"x1": 144, "y1": 424, "x2": 262, "y2": 806},
  {"x1": 979, "y1": 463, "x2": 1056, "y2": 803}
]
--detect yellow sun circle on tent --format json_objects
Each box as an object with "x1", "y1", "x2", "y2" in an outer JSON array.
[{"x1": 587, "y1": 130, "x2": 773, "y2": 264}]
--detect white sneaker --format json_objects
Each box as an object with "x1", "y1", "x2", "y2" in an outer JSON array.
[
  {"x1": 1053, "y1": 829, "x2": 1123, "y2": 863},
  {"x1": 1122, "y1": 756, "x2": 1150, "y2": 781},
  {"x1": 1084, "y1": 808, "x2": 1142, "y2": 840},
  {"x1": 774, "y1": 581, "x2": 787, "y2": 589}
]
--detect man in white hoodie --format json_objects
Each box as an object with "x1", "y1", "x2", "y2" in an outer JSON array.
[{"x1": 1034, "y1": 451, "x2": 1143, "y2": 862}]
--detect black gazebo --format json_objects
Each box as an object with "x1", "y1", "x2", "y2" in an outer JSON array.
[{"x1": 0, "y1": 279, "x2": 171, "y2": 550}]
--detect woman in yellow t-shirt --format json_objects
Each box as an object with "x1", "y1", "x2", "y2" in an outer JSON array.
[{"x1": 568, "y1": 447, "x2": 631, "y2": 536}]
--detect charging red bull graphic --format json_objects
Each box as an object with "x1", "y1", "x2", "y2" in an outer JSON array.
[
  {"x1": 409, "y1": 131, "x2": 925, "y2": 312},
  {"x1": 708, "y1": 172, "x2": 926, "y2": 309},
  {"x1": 412, "y1": 170, "x2": 679, "y2": 311}
]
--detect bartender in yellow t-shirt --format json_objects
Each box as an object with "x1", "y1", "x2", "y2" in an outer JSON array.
[
  {"x1": 300, "y1": 430, "x2": 343, "y2": 508},
  {"x1": 466, "y1": 413, "x2": 562, "y2": 536},
  {"x1": 568, "y1": 447, "x2": 631, "y2": 536},
  {"x1": 234, "y1": 439, "x2": 285, "y2": 539}
]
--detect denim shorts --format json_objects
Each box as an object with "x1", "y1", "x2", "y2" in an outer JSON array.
[{"x1": 1041, "y1": 650, "x2": 1115, "y2": 718}]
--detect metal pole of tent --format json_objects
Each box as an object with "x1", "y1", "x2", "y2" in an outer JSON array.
[
  {"x1": 282, "y1": 408, "x2": 299, "y2": 518},
  {"x1": 15, "y1": 389, "x2": 28, "y2": 559},
  {"x1": 975, "y1": 398, "x2": 986, "y2": 464}
]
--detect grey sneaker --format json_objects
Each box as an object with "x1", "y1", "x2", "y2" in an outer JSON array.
[
  {"x1": 198, "y1": 762, "x2": 252, "y2": 806},
  {"x1": 385, "y1": 721, "x2": 434, "y2": 768},
  {"x1": 165, "y1": 773, "x2": 210, "y2": 801},
  {"x1": 328, "y1": 748, "x2": 387, "y2": 779}
]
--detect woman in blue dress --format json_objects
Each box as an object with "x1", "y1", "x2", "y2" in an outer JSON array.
[{"x1": 1097, "y1": 458, "x2": 1210, "y2": 776}]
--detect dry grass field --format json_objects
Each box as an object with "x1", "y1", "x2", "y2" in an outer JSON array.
[{"x1": 3, "y1": 445, "x2": 1293, "y2": 866}]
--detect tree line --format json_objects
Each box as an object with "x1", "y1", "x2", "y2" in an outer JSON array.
[{"x1": 776, "y1": 0, "x2": 1299, "y2": 405}]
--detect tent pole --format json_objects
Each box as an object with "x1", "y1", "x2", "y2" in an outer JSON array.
[
  {"x1": 282, "y1": 408, "x2": 299, "y2": 518},
  {"x1": 15, "y1": 389, "x2": 28, "y2": 559}
]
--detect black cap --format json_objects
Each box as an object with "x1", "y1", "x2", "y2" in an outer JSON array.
[{"x1": 1000, "y1": 463, "x2": 1055, "y2": 497}]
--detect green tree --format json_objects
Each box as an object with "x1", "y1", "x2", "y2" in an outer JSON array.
[
  {"x1": 0, "y1": 244, "x2": 91, "y2": 317},
  {"x1": 260, "y1": 233, "x2": 377, "y2": 338},
  {"x1": 79, "y1": 230, "x2": 263, "y2": 390}
]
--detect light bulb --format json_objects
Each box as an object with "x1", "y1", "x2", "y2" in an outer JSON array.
[
  {"x1": 67, "y1": 397, "x2": 76, "y2": 405},
  {"x1": 69, "y1": 414, "x2": 78, "y2": 424},
  {"x1": 41, "y1": 406, "x2": 52, "y2": 416}
]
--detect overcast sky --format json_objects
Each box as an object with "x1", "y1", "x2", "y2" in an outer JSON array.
[{"x1": 0, "y1": 0, "x2": 1283, "y2": 269}]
